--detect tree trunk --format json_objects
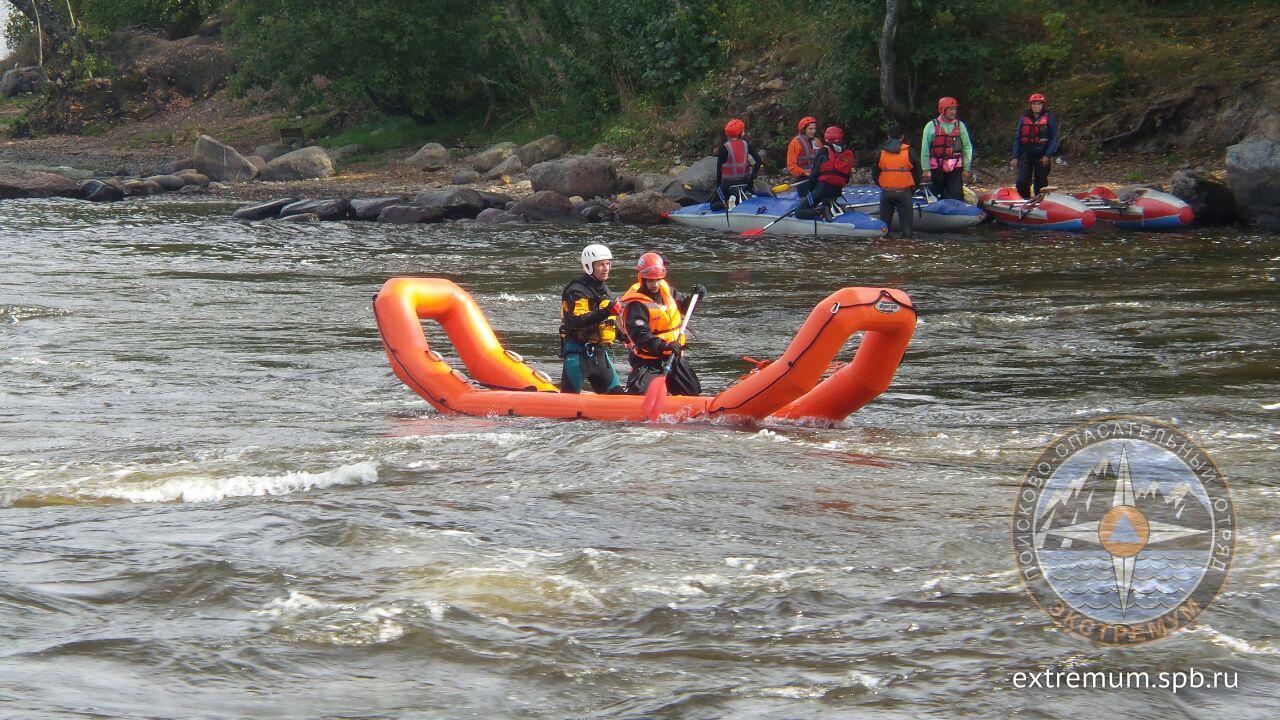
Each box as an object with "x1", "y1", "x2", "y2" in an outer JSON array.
[
  {"x1": 878, "y1": 0, "x2": 910, "y2": 123},
  {"x1": 6, "y1": 0, "x2": 73, "y2": 55}
]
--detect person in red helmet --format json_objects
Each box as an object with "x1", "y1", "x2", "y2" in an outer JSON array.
[
  {"x1": 786, "y1": 116, "x2": 823, "y2": 189},
  {"x1": 619, "y1": 252, "x2": 705, "y2": 396},
  {"x1": 795, "y1": 126, "x2": 855, "y2": 220},
  {"x1": 709, "y1": 118, "x2": 763, "y2": 211},
  {"x1": 1009, "y1": 92, "x2": 1060, "y2": 198},
  {"x1": 921, "y1": 97, "x2": 973, "y2": 201}
]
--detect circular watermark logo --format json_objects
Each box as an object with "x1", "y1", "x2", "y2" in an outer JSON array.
[{"x1": 1013, "y1": 417, "x2": 1235, "y2": 644}]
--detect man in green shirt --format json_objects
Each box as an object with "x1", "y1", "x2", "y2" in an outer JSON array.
[{"x1": 921, "y1": 96, "x2": 973, "y2": 201}]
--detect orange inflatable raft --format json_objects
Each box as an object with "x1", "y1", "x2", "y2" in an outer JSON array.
[{"x1": 374, "y1": 277, "x2": 916, "y2": 425}]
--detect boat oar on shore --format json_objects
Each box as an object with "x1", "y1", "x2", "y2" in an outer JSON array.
[
  {"x1": 642, "y1": 294, "x2": 699, "y2": 421},
  {"x1": 1017, "y1": 186, "x2": 1058, "y2": 220}
]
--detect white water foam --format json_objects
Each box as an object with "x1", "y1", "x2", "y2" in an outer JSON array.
[{"x1": 100, "y1": 461, "x2": 379, "y2": 504}]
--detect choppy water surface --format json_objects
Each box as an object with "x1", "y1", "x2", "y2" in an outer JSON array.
[{"x1": 2, "y1": 197, "x2": 1278, "y2": 718}]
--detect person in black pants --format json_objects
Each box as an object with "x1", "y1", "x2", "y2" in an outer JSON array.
[
  {"x1": 870, "y1": 122, "x2": 924, "y2": 238},
  {"x1": 1010, "y1": 92, "x2": 1060, "y2": 198},
  {"x1": 795, "y1": 126, "x2": 854, "y2": 220},
  {"x1": 708, "y1": 118, "x2": 762, "y2": 211}
]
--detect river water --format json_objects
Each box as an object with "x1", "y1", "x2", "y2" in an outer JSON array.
[{"x1": 2, "y1": 197, "x2": 1278, "y2": 718}]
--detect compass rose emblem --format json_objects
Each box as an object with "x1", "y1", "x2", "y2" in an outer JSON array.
[{"x1": 1013, "y1": 418, "x2": 1235, "y2": 644}]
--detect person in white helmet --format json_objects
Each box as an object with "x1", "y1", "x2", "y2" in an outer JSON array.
[{"x1": 558, "y1": 244, "x2": 624, "y2": 394}]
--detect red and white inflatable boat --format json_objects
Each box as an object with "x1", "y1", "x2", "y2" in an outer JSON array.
[
  {"x1": 978, "y1": 187, "x2": 1096, "y2": 231},
  {"x1": 1072, "y1": 187, "x2": 1194, "y2": 230}
]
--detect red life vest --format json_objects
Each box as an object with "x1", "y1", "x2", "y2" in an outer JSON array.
[
  {"x1": 795, "y1": 134, "x2": 817, "y2": 171},
  {"x1": 1019, "y1": 112, "x2": 1050, "y2": 147},
  {"x1": 722, "y1": 139, "x2": 752, "y2": 181},
  {"x1": 817, "y1": 146, "x2": 854, "y2": 187},
  {"x1": 929, "y1": 118, "x2": 964, "y2": 171}
]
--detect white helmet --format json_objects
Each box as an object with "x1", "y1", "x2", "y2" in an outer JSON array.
[{"x1": 580, "y1": 243, "x2": 612, "y2": 274}]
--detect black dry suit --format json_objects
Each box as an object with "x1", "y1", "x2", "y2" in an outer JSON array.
[{"x1": 559, "y1": 274, "x2": 622, "y2": 394}]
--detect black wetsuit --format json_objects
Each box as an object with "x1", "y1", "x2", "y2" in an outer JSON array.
[
  {"x1": 560, "y1": 274, "x2": 622, "y2": 394},
  {"x1": 708, "y1": 141, "x2": 763, "y2": 211},
  {"x1": 870, "y1": 139, "x2": 924, "y2": 238}
]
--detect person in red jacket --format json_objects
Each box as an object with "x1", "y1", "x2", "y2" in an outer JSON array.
[{"x1": 795, "y1": 126, "x2": 854, "y2": 221}]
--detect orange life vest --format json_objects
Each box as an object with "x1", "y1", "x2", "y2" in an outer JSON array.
[
  {"x1": 877, "y1": 144, "x2": 915, "y2": 190},
  {"x1": 619, "y1": 281, "x2": 684, "y2": 360},
  {"x1": 722, "y1": 139, "x2": 752, "y2": 181}
]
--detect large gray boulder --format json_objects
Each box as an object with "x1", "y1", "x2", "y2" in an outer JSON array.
[
  {"x1": 0, "y1": 165, "x2": 80, "y2": 198},
  {"x1": 194, "y1": 135, "x2": 258, "y2": 183},
  {"x1": 1170, "y1": 170, "x2": 1237, "y2": 226},
  {"x1": 1226, "y1": 117, "x2": 1280, "y2": 231},
  {"x1": 349, "y1": 196, "x2": 405, "y2": 220},
  {"x1": 671, "y1": 156, "x2": 718, "y2": 191},
  {"x1": 279, "y1": 198, "x2": 350, "y2": 220},
  {"x1": 631, "y1": 172, "x2": 674, "y2": 193},
  {"x1": 259, "y1": 146, "x2": 335, "y2": 181},
  {"x1": 476, "y1": 208, "x2": 526, "y2": 224},
  {"x1": 528, "y1": 155, "x2": 617, "y2": 199},
  {"x1": 483, "y1": 154, "x2": 524, "y2": 180},
  {"x1": 79, "y1": 179, "x2": 125, "y2": 203},
  {"x1": 405, "y1": 142, "x2": 450, "y2": 169},
  {"x1": 617, "y1": 190, "x2": 679, "y2": 224},
  {"x1": 246, "y1": 155, "x2": 268, "y2": 172},
  {"x1": 467, "y1": 142, "x2": 519, "y2": 173},
  {"x1": 516, "y1": 135, "x2": 565, "y2": 167},
  {"x1": 509, "y1": 190, "x2": 573, "y2": 221},
  {"x1": 253, "y1": 142, "x2": 294, "y2": 163},
  {"x1": 413, "y1": 188, "x2": 486, "y2": 219},
  {"x1": 377, "y1": 204, "x2": 444, "y2": 224},
  {"x1": 232, "y1": 198, "x2": 297, "y2": 220},
  {"x1": 0, "y1": 66, "x2": 46, "y2": 97}
]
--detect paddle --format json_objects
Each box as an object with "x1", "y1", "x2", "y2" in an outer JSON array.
[
  {"x1": 642, "y1": 294, "x2": 699, "y2": 421},
  {"x1": 739, "y1": 202, "x2": 802, "y2": 237}
]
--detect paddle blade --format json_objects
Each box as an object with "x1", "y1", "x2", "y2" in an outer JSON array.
[
  {"x1": 739, "y1": 227, "x2": 765, "y2": 237},
  {"x1": 642, "y1": 375, "x2": 668, "y2": 421}
]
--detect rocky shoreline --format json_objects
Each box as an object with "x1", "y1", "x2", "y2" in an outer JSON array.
[{"x1": 1, "y1": 119, "x2": 1276, "y2": 231}]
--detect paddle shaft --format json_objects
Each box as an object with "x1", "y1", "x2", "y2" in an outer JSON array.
[{"x1": 663, "y1": 294, "x2": 698, "y2": 373}]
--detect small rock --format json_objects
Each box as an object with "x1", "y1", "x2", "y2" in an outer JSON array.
[
  {"x1": 0, "y1": 66, "x2": 46, "y2": 97},
  {"x1": 413, "y1": 187, "x2": 486, "y2": 219},
  {"x1": 475, "y1": 191, "x2": 514, "y2": 209},
  {"x1": 123, "y1": 180, "x2": 164, "y2": 196},
  {"x1": 260, "y1": 146, "x2": 335, "y2": 181},
  {"x1": 254, "y1": 142, "x2": 294, "y2": 163},
  {"x1": 194, "y1": 135, "x2": 258, "y2": 183},
  {"x1": 576, "y1": 199, "x2": 616, "y2": 223},
  {"x1": 377, "y1": 204, "x2": 444, "y2": 224},
  {"x1": 279, "y1": 198, "x2": 350, "y2": 220},
  {"x1": 588, "y1": 143, "x2": 613, "y2": 157},
  {"x1": 467, "y1": 142, "x2": 519, "y2": 172},
  {"x1": 760, "y1": 77, "x2": 787, "y2": 91},
  {"x1": 282, "y1": 212, "x2": 321, "y2": 223},
  {"x1": 451, "y1": 169, "x2": 481, "y2": 185},
  {"x1": 405, "y1": 142, "x2": 450, "y2": 169},
  {"x1": 616, "y1": 190, "x2": 679, "y2": 224},
  {"x1": 516, "y1": 134, "x2": 565, "y2": 167},
  {"x1": 349, "y1": 195, "x2": 405, "y2": 220},
  {"x1": 475, "y1": 208, "x2": 527, "y2": 224},
  {"x1": 509, "y1": 190, "x2": 574, "y2": 221},
  {"x1": 329, "y1": 144, "x2": 364, "y2": 162},
  {"x1": 177, "y1": 171, "x2": 210, "y2": 187},
  {"x1": 483, "y1": 154, "x2": 524, "y2": 180},
  {"x1": 146, "y1": 174, "x2": 188, "y2": 191},
  {"x1": 79, "y1": 179, "x2": 125, "y2": 202},
  {"x1": 630, "y1": 172, "x2": 672, "y2": 193},
  {"x1": 246, "y1": 155, "x2": 268, "y2": 172},
  {"x1": 0, "y1": 165, "x2": 80, "y2": 199},
  {"x1": 232, "y1": 198, "x2": 298, "y2": 220},
  {"x1": 164, "y1": 157, "x2": 196, "y2": 174},
  {"x1": 178, "y1": 184, "x2": 206, "y2": 195}
]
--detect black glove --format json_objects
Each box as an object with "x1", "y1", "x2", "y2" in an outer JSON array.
[
  {"x1": 691, "y1": 284, "x2": 707, "y2": 300},
  {"x1": 663, "y1": 340, "x2": 683, "y2": 355}
]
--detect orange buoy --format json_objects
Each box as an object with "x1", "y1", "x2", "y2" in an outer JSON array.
[{"x1": 374, "y1": 278, "x2": 915, "y2": 424}]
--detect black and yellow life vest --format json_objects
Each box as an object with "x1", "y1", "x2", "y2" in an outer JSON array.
[{"x1": 559, "y1": 278, "x2": 617, "y2": 346}]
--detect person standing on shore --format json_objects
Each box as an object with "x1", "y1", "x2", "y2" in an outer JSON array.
[
  {"x1": 921, "y1": 97, "x2": 973, "y2": 201},
  {"x1": 708, "y1": 118, "x2": 762, "y2": 211},
  {"x1": 559, "y1": 244, "x2": 624, "y2": 394},
  {"x1": 1009, "y1": 92, "x2": 1059, "y2": 199},
  {"x1": 786, "y1": 116, "x2": 822, "y2": 192},
  {"x1": 870, "y1": 122, "x2": 923, "y2": 238}
]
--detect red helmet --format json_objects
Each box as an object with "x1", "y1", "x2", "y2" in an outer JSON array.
[
  {"x1": 823, "y1": 126, "x2": 843, "y2": 144},
  {"x1": 797, "y1": 116, "x2": 817, "y2": 133},
  {"x1": 724, "y1": 119, "x2": 745, "y2": 138},
  {"x1": 937, "y1": 96, "x2": 959, "y2": 113},
  {"x1": 636, "y1": 252, "x2": 667, "y2": 280},
  {"x1": 1028, "y1": 92, "x2": 1046, "y2": 104}
]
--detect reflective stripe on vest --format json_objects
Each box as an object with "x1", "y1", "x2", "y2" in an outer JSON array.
[
  {"x1": 1019, "y1": 113, "x2": 1050, "y2": 148},
  {"x1": 929, "y1": 118, "x2": 963, "y2": 171},
  {"x1": 722, "y1": 139, "x2": 751, "y2": 181},
  {"x1": 795, "y1": 134, "x2": 817, "y2": 171},
  {"x1": 877, "y1": 145, "x2": 915, "y2": 190},
  {"x1": 619, "y1": 281, "x2": 684, "y2": 360}
]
